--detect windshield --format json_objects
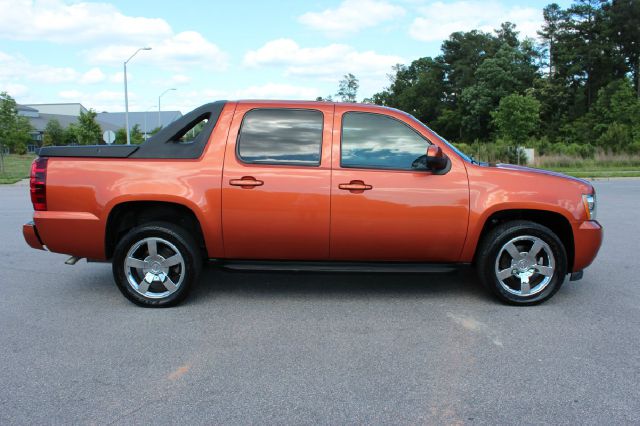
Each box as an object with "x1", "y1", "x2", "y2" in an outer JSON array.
[{"x1": 406, "y1": 113, "x2": 477, "y2": 164}]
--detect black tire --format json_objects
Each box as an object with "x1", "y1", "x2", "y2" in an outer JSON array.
[
  {"x1": 476, "y1": 220, "x2": 567, "y2": 305},
  {"x1": 112, "y1": 221, "x2": 202, "y2": 307}
]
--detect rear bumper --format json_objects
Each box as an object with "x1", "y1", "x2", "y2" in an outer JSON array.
[
  {"x1": 573, "y1": 220, "x2": 603, "y2": 272},
  {"x1": 32, "y1": 211, "x2": 105, "y2": 259},
  {"x1": 23, "y1": 221, "x2": 45, "y2": 250}
]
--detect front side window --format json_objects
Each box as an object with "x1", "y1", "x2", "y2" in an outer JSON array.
[
  {"x1": 237, "y1": 109, "x2": 323, "y2": 166},
  {"x1": 341, "y1": 112, "x2": 430, "y2": 170}
]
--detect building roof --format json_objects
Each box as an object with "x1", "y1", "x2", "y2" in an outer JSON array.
[
  {"x1": 17, "y1": 105, "x2": 38, "y2": 113},
  {"x1": 97, "y1": 110, "x2": 182, "y2": 132},
  {"x1": 26, "y1": 113, "x2": 119, "y2": 133},
  {"x1": 24, "y1": 103, "x2": 89, "y2": 116}
]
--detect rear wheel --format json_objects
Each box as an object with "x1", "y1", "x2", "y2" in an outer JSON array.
[
  {"x1": 477, "y1": 221, "x2": 567, "y2": 305},
  {"x1": 112, "y1": 221, "x2": 201, "y2": 307}
]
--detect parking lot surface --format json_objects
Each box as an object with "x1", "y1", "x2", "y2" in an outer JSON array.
[{"x1": 1, "y1": 179, "x2": 639, "y2": 424}]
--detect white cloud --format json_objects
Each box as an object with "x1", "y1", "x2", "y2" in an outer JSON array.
[
  {"x1": 79, "y1": 68, "x2": 106, "y2": 84},
  {"x1": 2, "y1": 83, "x2": 29, "y2": 97},
  {"x1": 86, "y1": 31, "x2": 228, "y2": 72},
  {"x1": 244, "y1": 39, "x2": 403, "y2": 80},
  {"x1": 409, "y1": 1, "x2": 542, "y2": 42},
  {"x1": 170, "y1": 74, "x2": 191, "y2": 85},
  {"x1": 109, "y1": 72, "x2": 127, "y2": 84},
  {"x1": 234, "y1": 83, "x2": 319, "y2": 100},
  {"x1": 0, "y1": 1, "x2": 228, "y2": 73},
  {"x1": 0, "y1": 0, "x2": 171, "y2": 43},
  {"x1": 0, "y1": 51, "x2": 113, "y2": 92},
  {"x1": 299, "y1": 0, "x2": 405, "y2": 36},
  {"x1": 0, "y1": 51, "x2": 78, "y2": 84},
  {"x1": 58, "y1": 89, "x2": 131, "y2": 112}
]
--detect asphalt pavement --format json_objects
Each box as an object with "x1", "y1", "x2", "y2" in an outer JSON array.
[{"x1": 1, "y1": 179, "x2": 639, "y2": 425}]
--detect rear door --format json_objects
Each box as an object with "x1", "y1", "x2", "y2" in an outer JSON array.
[
  {"x1": 329, "y1": 106, "x2": 469, "y2": 262},
  {"x1": 221, "y1": 103, "x2": 333, "y2": 260}
]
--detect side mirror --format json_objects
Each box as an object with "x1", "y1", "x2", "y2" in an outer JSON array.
[{"x1": 426, "y1": 145, "x2": 448, "y2": 171}]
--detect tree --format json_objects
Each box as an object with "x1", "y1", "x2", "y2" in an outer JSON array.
[
  {"x1": 538, "y1": 3, "x2": 564, "y2": 77},
  {"x1": 114, "y1": 128, "x2": 127, "y2": 144},
  {"x1": 12, "y1": 116, "x2": 32, "y2": 154},
  {"x1": 372, "y1": 58, "x2": 447, "y2": 126},
  {"x1": 130, "y1": 124, "x2": 144, "y2": 144},
  {"x1": 336, "y1": 73, "x2": 359, "y2": 102},
  {"x1": 491, "y1": 93, "x2": 541, "y2": 145},
  {"x1": 459, "y1": 42, "x2": 538, "y2": 140},
  {"x1": 606, "y1": 0, "x2": 640, "y2": 97},
  {"x1": 42, "y1": 119, "x2": 64, "y2": 146},
  {"x1": 591, "y1": 78, "x2": 640, "y2": 150},
  {"x1": 0, "y1": 92, "x2": 33, "y2": 170},
  {"x1": 63, "y1": 124, "x2": 79, "y2": 145},
  {"x1": 75, "y1": 109, "x2": 102, "y2": 145},
  {"x1": 558, "y1": 0, "x2": 626, "y2": 108}
]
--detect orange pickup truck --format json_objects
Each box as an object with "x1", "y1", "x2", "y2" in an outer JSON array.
[{"x1": 23, "y1": 100, "x2": 602, "y2": 307}]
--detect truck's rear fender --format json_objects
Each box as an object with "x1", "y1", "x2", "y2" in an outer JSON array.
[{"x1": 104, "y1": 199, "x2": 209, "y2": 260}]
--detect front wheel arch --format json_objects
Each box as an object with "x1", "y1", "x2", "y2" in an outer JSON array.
[{"x1": 473, "y1": 209, "x2": 574, "y2": 272}]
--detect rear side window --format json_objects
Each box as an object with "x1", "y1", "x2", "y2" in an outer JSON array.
[
  {"x1": 341, "y1": 112, "x2": 430, "y2": 170},
  {"x1": 237, "y1": 109, "x2": 323, "y2": 166}
]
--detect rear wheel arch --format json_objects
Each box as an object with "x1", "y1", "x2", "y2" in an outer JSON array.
[
  {"x1": 474, "y1": 209, "x2": 574, "y2": 272},
  {"x1": 105, "y1": 201, "x2": 206, "y2": 260}
]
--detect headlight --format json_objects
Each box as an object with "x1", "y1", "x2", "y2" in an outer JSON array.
[{"x1": 582, "y1": 193, "x2": 596, "y2": 220}]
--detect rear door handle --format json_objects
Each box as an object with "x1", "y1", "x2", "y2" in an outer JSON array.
[
  {"x1": 339, "y1": 180, "x2": 373, "y2": 192},
  {"x1": 229, "y1": 176, "x2": 264, "y2": 188}
]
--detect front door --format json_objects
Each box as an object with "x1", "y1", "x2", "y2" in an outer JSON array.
[
  {"x1": 221, "y1": 103, "x2": 333, "y2": 260},
  {"x1": 330, "y1": 107, "x2": 469, "y2": 262}
]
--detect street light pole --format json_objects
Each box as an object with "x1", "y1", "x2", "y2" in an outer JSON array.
[
  {"x1": 158, "y1": 88, "x2": 176, "y2": 128},
  {"x1": 124, "y1": 47, "x2": 151, "y2": 145}
]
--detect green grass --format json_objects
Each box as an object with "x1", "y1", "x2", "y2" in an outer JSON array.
[
  {"x1": 0, "y1": 154, "x2": 36, "y2": 184},
  {"x1": 535, "y1": 154, "x2": 640, "y2": 178},
  {"x1": 544, "y1": 168, "x2": 640, "y2": 178}
]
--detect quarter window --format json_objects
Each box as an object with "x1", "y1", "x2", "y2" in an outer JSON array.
[
  {"x1": 341, "y1": 112, "x2": 430, "y2": 170},
  {"x1": 237, "y1": 109, "x2": 323, "y2": 166}
]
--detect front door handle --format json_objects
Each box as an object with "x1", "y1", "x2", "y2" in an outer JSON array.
[
  {"x1": 229, "y1": 176, "x2": 264, "y2": 188},
  {"x1": 339, "y1": 180, "x2": 373, "y2": 193}
]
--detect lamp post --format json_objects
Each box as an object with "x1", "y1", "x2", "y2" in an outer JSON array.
[
  {"x1": 158, "y1": 88, "x2": 176, "y2": 128},
  {"x1": 124, "y1": 47, "x2": 151, "y2": 145}
]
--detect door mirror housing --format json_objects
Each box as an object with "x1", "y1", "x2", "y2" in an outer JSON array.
[{"x1": 426, "y1": 145, "x2": 448, "y2": 171}]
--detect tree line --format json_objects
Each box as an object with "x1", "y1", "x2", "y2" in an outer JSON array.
[
  {"x1": 369, "y1": 0, "x2": 640, "y2": 158},
  {"x1": 2, "y1": 0, "x2": 638, "y2": 161}
]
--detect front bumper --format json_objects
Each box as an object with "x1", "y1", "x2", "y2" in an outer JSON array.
[
  {"x1": 23, "y1": 221, "x2": 45, "y2": 250},
  {"x1": 573, "y1": 220, "x2": 603, "y2": 272}
]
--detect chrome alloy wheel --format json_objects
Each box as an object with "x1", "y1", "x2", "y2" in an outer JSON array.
[
  {"x1": 124, "y1": 237, "x2": 185, "y2": 299},
  {"x1": 494, "y1": 235, "x2": 555, "y2": 297}
]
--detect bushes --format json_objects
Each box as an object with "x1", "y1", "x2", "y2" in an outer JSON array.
[
  {"x1": 13, "y1": 142, "x2": 27, "y2": 155},
  {"x1": 453, "y1": 139, "x2": 604, "y2": 164}
]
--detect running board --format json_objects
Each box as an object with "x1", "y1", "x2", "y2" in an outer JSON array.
[{"x1": 217, "y1": 260, "x2": 464, "y2": 273}]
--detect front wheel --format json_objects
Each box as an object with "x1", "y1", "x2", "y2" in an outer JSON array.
[
  {"x1": 112, "y1": 222, "x2": 202, "y2": 307},
  {"x1": 477, "y1": 221, "x2": 568, "y2": 305}
]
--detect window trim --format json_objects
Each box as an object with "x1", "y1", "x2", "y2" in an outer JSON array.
[
  {"x1": 236, "y1": 107, "x2": 324, "y2": 167},
  {"x1": 339, "y1": 111, "x2": 432, "y2": 172}
]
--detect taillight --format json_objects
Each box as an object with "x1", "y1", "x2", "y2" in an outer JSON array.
[{"x1": 30, "y1": 157, "x2": 48, "y2": 211}]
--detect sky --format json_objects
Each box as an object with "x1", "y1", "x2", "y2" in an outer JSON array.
[{"x1": 0, "y1": 0, "x2": 573, "y2": 114}]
